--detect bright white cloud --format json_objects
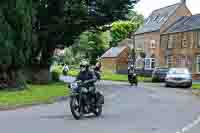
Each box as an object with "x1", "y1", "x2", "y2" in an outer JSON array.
[{"x1": 135, "y1": 0, "x2": 200, "y2": 18}]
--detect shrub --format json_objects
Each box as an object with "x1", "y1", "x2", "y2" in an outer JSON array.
[
  {"x1": 152, "y1": 77, "x2": 160, "y2": 83},
  {"x1": 51, "y1": 65, "x2": 62, "y2": 81},
  {"x1": 68, "y1": 69, "x2": 79, "y2": 77}
]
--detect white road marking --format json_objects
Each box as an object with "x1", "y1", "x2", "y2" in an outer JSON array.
[{"x1": 176, "y1": 115, "x2": 200, "y2": 133}]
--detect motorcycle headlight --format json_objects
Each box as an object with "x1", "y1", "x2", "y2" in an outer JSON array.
[{"x1": 70, "y1": 83, "x2": 78, "y2": 91}]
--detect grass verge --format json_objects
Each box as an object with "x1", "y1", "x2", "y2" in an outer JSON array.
[
  {"x1": 192, "y1": 84, "x2": 200, "y2": 90},
  {"x1": 0, "y1": 82, "x2": 69, "y2": 108},
  {"x1": 68, "y1": 69, "x2": 152, "y2": 82}
]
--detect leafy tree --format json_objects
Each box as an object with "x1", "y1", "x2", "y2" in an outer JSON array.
[
  {"x1": 110, "y1": 21, "x2": 138, "y2": 46},
  {"x1": 110, "y1": 15, "x2": 144, "y2": 47},
  {"x1": 33, "y1": 0, "x2": 139, "y2": 67},
  {"x1": 78, "y1": 31, "x2": 110, "y2": 64},
  {"x1": 109, "y1": 11, "x2": 143, "y2": 47},
  {"x1": 0, "y1": 0, "x2": 33, "y2": 88},
  {"x1": 128, "y1": 10, "x2": 144, "y2": 24},
  {"x1": 0, "y1": 0, "x2": 139, "y2": 86}
]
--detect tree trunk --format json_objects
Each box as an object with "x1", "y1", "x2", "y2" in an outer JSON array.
[
  {"x1": 0, "y1": 65, "x2": 26, "y2": 90},
  {"x1": 25, "y1": 65, "x2": 51, "y2": 84}
]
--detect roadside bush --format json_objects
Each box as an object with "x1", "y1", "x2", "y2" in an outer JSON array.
[
  {"x1": 68, "y1": 69, "x2": 79, "y2": 77},
  {"x1": 51, "y1": 65, "x2": 62, "y2": 81},
  {"x1": 152, "y1": 77, "x2": 160, "y2": 83}
]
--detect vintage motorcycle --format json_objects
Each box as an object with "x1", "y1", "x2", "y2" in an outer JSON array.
[
  {"x1": 128, "y1": 73, "x2": 138, "y2": 86},
  {"x1": 69, "y1": 81, "x2": 104, "y2": 120}
]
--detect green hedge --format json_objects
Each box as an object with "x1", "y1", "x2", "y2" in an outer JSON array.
[
  {"x1": 51, "y1": 65, "x2": 63, "y2": 81},
  {"x1": 68, "y1": 69, "x2": 79, "y2": 77}
]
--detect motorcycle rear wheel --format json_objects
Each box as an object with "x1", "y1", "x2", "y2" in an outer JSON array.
[{"x1": 93, "y1": 105, "x2": 102, "y2": 117}]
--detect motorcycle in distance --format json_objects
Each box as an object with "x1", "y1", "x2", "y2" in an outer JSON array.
[
  {"x1": 69, "y1": 80, "x2": 104, "y2": 120},
  {"x1": 128, "y1": 73, "x2": 138, "y2": 86}
]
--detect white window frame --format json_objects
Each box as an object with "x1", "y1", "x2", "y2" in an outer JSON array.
[
  {"x1": 196, "y1": 55, "x2": 200, "y2": 73},
  {"x1": 145, "y1": 58, "x2": 156, "y2": 70},
  {"x1": 150, "y1": 40, "x2": 156, "y2": 49},
  {"x1": 167, "y1": 56, "x2": 173, "y2": 67}
]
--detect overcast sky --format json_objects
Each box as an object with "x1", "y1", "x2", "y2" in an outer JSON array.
[{"x1": 135, "y1": 0, "x2": 200, "y2": 18}]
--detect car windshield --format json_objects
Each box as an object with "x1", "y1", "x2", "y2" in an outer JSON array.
[
  {"x1": 158, "y1": 69, "x2": 168, "y2": 72},
  {"x1": 169, "y1": 68, "x2": 189, "y2": 74}
]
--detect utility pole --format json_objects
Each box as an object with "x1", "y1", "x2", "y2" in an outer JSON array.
[{"x1": 131, "y1": 32, "x2": 136, "y2": 66}]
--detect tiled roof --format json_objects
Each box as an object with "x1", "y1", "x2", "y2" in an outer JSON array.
[
  {"x1": 164, "y1": 14, "x2": 200, "y2": 34},
  {"x1": 135, "y1": 3, "x2": 181, "y2": 34},
  {"x1": 101, "y1": 46, "x2": 127, "y2": 58}
]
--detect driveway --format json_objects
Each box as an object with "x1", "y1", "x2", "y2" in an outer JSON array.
[{"x1": 0, "y1": 80, "x2": 200, "y2": 133}]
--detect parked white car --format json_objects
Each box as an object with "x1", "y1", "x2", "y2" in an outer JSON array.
[{"x1": 165, "y1": 68, "x2": 192, "y2": 88}]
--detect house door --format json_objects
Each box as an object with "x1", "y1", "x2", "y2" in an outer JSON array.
[{"x1": 145, "y1": 58, "x2": 156, "y2": 70}]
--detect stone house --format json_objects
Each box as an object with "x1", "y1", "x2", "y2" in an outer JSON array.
[
  {"x1": 134, "y1": 0, "x2": 191, "y2": 70},
  {"x1": 160, "y1": 15, "x2": 200, "y2": 79}
]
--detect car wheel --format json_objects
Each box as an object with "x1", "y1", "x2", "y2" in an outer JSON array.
[
  {"x1": 185, "y1": 83, "x2": 192, "y2": 88},
  {"x1": 165, "y1": 83, "x2": 169, "y2": 87}
]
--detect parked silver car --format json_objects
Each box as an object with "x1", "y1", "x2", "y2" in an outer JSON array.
[{"x1": 165, "y1": 68, "x2": 192, "y2": 88}]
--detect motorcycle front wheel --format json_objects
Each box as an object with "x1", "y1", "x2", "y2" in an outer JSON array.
[
  {"x1": 70, "y1": 96, "x2": 83, "y2": 120},
  {"x1": 135, "y1": 80, "x2": 138, "y2": 86}
]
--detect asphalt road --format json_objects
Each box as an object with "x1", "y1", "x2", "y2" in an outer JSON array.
[{"x1": 0, "y1": 81, "x2": 200, "y2": 133}]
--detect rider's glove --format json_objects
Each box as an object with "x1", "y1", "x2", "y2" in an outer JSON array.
[{"x1": 84, "y1": 81, "x2": 89, "y2": 84}]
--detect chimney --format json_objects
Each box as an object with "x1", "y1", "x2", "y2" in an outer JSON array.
[{"x1": 181, "y1": 0, "x2": 186, "y2": 4}]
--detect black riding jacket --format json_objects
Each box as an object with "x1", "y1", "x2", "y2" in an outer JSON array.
[{"x1": 76, "y1": 70, "x2": 97, "y2": 86}]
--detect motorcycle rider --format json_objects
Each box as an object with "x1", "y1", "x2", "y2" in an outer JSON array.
[
  {"x1": 63, "y1": 64, "x2": 69, "y2": 75},
  {"x1": 76, "y1": 60, "x2": 97, "y2": 105},
  {"x1": 94, "y1": 58, "x2": 101, "y2": 72},
  {"x1": 76, "y1": 60, "x2": 97, "y2": 85},
  {"x1": 128, "y1": 64, "x2": 136, "y2": 81},
  {"x1": 94, "y1": 58, "x2": 101, "y2": 80}
]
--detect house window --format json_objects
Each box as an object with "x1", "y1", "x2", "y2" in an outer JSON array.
[
  {"x1": 196, "y1": 55, "x2": 200, "y2": 73},
  {"x1": 182, "y1": 33, "x2": 187, "y2": 48},
  {"x1": 145, "y1": 58, "x2": 156, "y2": 70},
  {"x1": 150, "y1": 40, "x2": 156, "y2": 48},
  {"x1": 161, "y1": 35, "x2": 168, "y2": 49},
  {"x1": 176, "y1": 55, "x2": 185, "y2": 67},
  {"x1": 198, "y1": 32, "x2": 200, "y2": 48},
  {"x1": 153, "y1": 16, "x2": 159, "y2": 21},
  {"x1": 158, "y1": 16, "x2": 165, "y2": 23},
  {"x1": 176, "y1": 56, "x2": 182, "y2": 66},
  {"x1": 167, "y1": 56, "x2": 173, "y2": 67},
  {"x1": 168, "y1": 35, "x2": 174, "y2": 49},
  {"x1": 146, "y1": 19, "x2": 151, "y2": 24}
]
